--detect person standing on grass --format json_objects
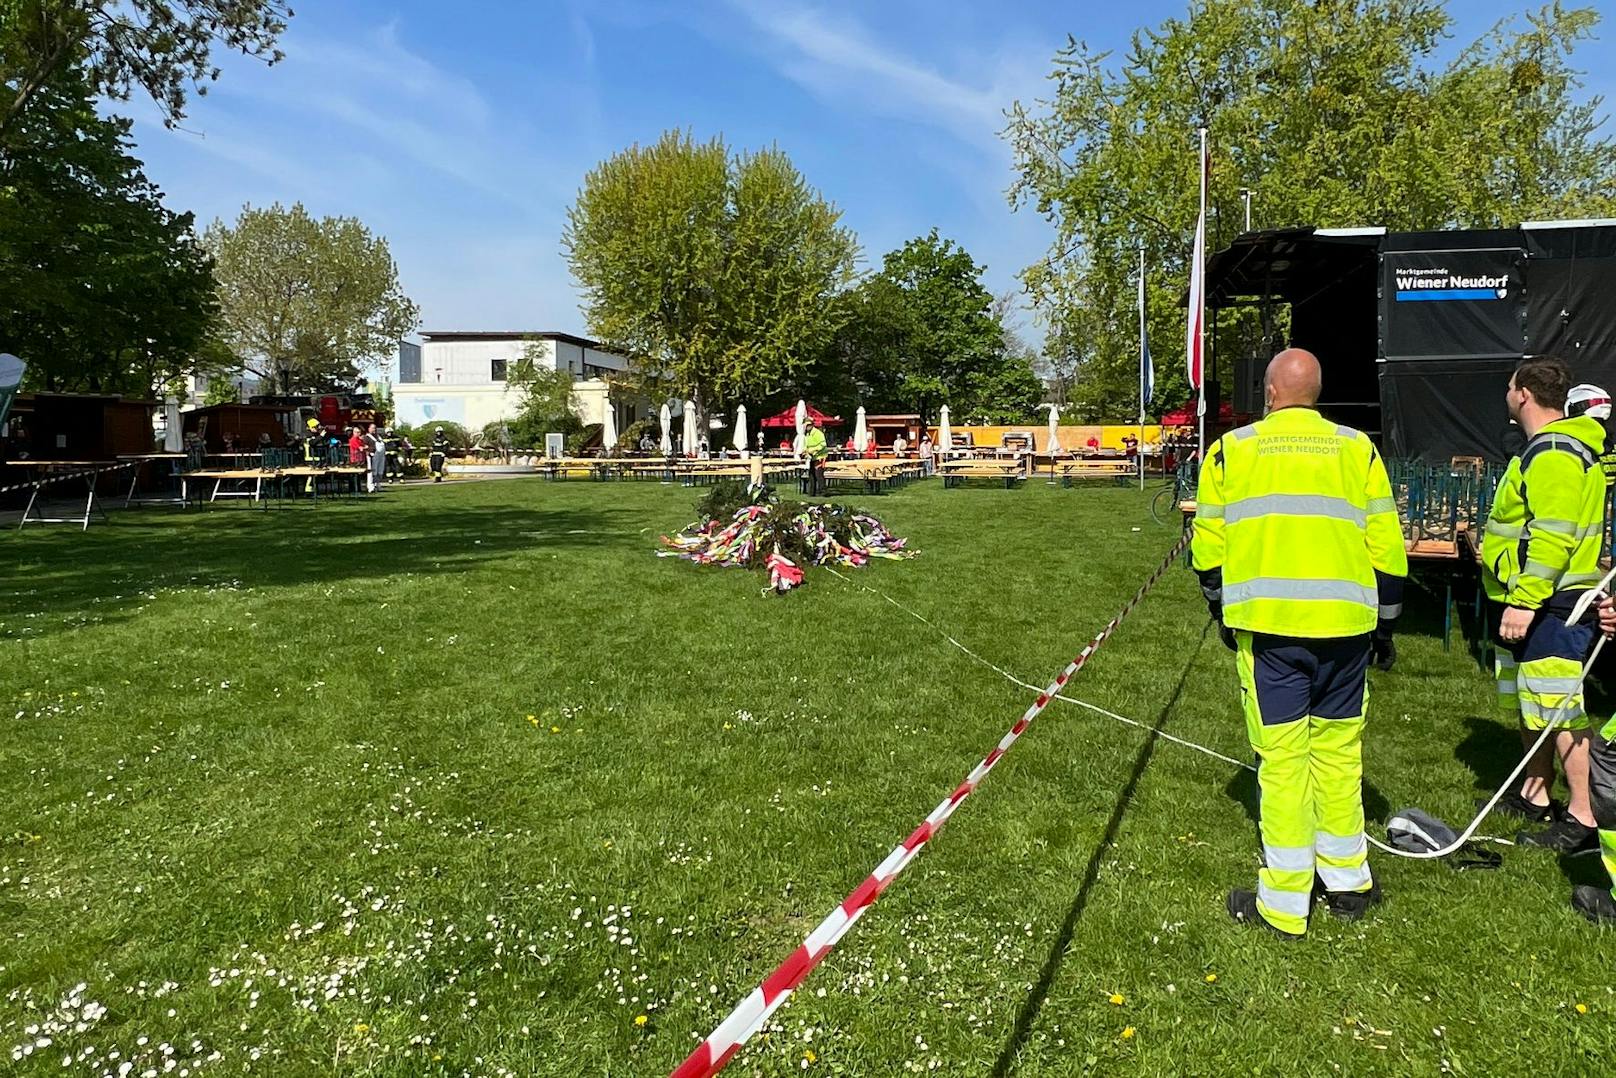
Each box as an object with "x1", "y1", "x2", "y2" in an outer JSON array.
[
  {"x1": 430, "y1": 426, "x2": 449, "y2": 482},
  {"x1": 1192, "y1": 348, "x2": 1407, "y2": 939},
  {"x1": 367, "y1": 423, "x2": 386, "y2": 489},
  {"x1": 803, "y1": 416, "x2": 828, "y2": 496},
  {"x1": 1481, "y1": 358, "x2": 1607, "y2": 855},
  {"x1": 919, "y1": 434, "x2": 934, "y2": 476}
]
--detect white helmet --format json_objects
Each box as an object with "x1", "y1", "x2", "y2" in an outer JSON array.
[{"x1": 1567, "y1": 383, "x2": 1612, "y2": 421}]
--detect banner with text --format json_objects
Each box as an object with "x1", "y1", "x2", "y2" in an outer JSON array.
[{"x1": 1381, "y1": 248, "x2": 1525, "y2": 361}]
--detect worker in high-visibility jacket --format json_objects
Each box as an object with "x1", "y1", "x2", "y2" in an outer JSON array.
[
  {"x1": 1191, "y1": 349, "x2": 1407, "y2": 938},
  {"x1": 1482, "y1": 359, "x2": 1608, "y2": 858}
]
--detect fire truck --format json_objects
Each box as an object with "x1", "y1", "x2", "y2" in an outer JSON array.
[{"x1": 249, "y1": 392, "x2": 388, "y2": 436}]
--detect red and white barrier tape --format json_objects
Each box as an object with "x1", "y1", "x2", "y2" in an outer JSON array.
[
  {"x1": 0, "y1": 461, "x2": 136, "y2": 497},
  {"x1": 670, "y1": 531, "x2": 1192, "y2": 1078}
]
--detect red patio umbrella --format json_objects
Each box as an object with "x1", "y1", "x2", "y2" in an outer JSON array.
[{"x1": 760, "y1": 404, "x2": 844, "y2": 428}]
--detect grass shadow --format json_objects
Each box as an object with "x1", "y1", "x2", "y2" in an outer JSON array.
[
  {"x1": 989, "y1": 622, "x2": 1208, "y2": 1078},
  {"x1": 1, "y1": 494, "x2": 641, "y2": 639},
  {"x1": 1455, "y1": 715, "x2": 1522, "y2": 793}
]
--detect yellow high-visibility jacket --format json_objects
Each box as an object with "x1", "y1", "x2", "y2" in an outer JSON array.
[
  {"x1": 1481, "y1": 415, "x2": 1608, "y2": 611},
  {"x1": 1191, "y1": 407, "x2": 1408, "y2": 639}
]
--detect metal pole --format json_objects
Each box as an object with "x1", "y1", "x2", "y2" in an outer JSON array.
[
  {"x1": 1196, "y1": 127, "x2": 1208, "y2": 463},
  {"x1": 1138, "y1": 239, "x2": 1146, "y2": 491},
  {"x1": 1240, "y1": 187, "x2": 1252, "y2": 232}
]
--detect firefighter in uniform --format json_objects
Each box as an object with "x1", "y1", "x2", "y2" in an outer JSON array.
[
  {"x1": 301, "y1": 418, "x2": 322, "y2": 494},
  {"x1": 430, "y1": 426, "x2": 449, "y2": 482},
  {"x1": 1192, "y1": 349, "x2": 1407, "y2": 938},
  {"x1": 1482, "y1": 359, "x2": 1607, "y2": 856}
]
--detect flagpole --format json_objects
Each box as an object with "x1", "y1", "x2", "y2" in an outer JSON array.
[
  {"x1": 1195, "y1": 126, "x2": 1208, "y2": 462},
  {"x1": 1138, "y1": 239, "x2": 1146, "y2": 491}
]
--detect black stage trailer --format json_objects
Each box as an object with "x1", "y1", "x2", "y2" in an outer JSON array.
[{"x1": 1204, "y1": 219, "x2": 1616, "y2": 463}]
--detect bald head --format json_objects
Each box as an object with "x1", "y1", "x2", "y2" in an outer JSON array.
[{"x1": 1265, "y1": 348, "x2": 1323, "y2": 411}]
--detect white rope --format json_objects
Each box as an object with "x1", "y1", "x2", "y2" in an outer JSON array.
[
  {"x1": 823, "y1": 566, "x2": 1255, "y2": 773},
  {"x1": 823, "y1": 564, "x2": 1613, "y2": 860}
]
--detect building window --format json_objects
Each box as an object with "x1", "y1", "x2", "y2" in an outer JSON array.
[{"x1": 491, "y1": 359, "x2": 507, "y2": 382}]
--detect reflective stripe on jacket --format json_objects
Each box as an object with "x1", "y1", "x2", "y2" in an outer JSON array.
[
  {"x1": 1191, "y1": 407, "x2": 1408, "y2": 639},
  {"x1": 1481, "y1": 415, "x2": 1608, "y2": 611}
]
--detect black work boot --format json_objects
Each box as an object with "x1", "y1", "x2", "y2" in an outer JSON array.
[
  {"x1": 1322, "y1": 881, "x2": 1383, "y2": 922},
  {"x1": 1516, "y1": 816, "x2": 1598, "y2": 853},
  {"x1": 1226, "y1": 889, "x2": 1303, "y2": 940},
  {"x1": 1571, "y1": 885, "x2": 1616, "y2": 925},
  {"x1": 1484, "y1": 790, "x2": 1558, "y2": 824}
]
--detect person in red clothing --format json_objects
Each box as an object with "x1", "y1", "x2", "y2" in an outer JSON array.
[
  {"x1": 348, "y1": 427, "x2": 365, "y2": 465},
  {"x1": 862, "y1": 436, "x2": 878, "y2": 459}
]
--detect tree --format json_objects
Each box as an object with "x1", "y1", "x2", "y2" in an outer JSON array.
[
  {"x1": 0, "y1": 67, "x2": 219, "y2": 395},
  {"x1": 204, "y1": 202, "x2": 420, "y2": 394},
  {"x1": 1005, "y1": 1, "x2": 1616, "y2": 420},
  {"x1": 0, "y1": 0, "x2": 290, "y2": 141},
  {"x1": 502, "y1": 342, "x2": 583, "y2": 447},
  {"x1": 823, "y1": 231, "x2": 1044, "y2": 424},
  {"x1": 564, "y1": 129, "x2": 858, "y2": 412}
]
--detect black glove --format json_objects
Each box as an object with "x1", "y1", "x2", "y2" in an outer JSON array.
[
  {"x1": 1220, "y1": 624, "x2": 1237, "y2": 651},
  {"x1": 1371, "y1": 630, "x2": 1396, "y2": 672}
]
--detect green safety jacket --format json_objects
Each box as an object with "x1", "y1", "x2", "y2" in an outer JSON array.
[
  {"x1": 1481, "y1": 415, "x2": 1608, "y2": 611},
  {"x1": 1191, "y1": 407, "x2": 1408, "y2": 639},
  {"x1": 803, "y1": 428, "x2": 828, "y2": 460}
]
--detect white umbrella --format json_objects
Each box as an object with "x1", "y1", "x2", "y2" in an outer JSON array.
[
  {"x1": 683, "y1": 399, "x2": 698, "y2": 457},
  {"x1": 1046, "y1": 403, "x2": 1061, "y2": 455},
  {"x1": 601, "y1": 397, "x2": 618, "y2": 454},
  {"x1": 733, "y1": 404, "x2": 749, "y2": 456},
  {"x1": 793, "y1": 398, "x2": 807, "y2": 458},
  {"x1": 938, "y1": 405, "x2": 952, "y2": 459},
  {"x1": 854, "y1": 406, "x2": 868, "y2": 452},
  {"x1": 659, "y1": 401, "x2": 672, "y2": 456},
  {"x1": 163, "y1": 395, "x2": 183, "y2": 452}
]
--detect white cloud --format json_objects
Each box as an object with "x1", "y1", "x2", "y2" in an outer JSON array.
[{"x1": 716, "y1": 1, "x2": 1044, "y2": 153}]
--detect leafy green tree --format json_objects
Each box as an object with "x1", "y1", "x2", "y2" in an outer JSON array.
[
  {"x1": 204, "y1": 202, "x2": 420, "y2": 394},
  {"x1": 822, "y1": 231, "x2": 1044, "y2": 424},
  {"x1": 0, "y1": 0, "x2": 290, "y2": 141},
  {"x1": 503, "y1": 343, "x2": 583, "y2": 447},
  {"x1": 1005, "y1": 1, "x2": 1616, "y2": 420},
  {"x1": 0, "y1": 68, "x2": 218, "y2": 394},
  {"x1": 564, "y1": 129, "x2": 859, "y2": 412}
]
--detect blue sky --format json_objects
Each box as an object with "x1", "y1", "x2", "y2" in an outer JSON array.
[{"x1": 124, "y1": 1, "x2": 1616, "y2": 349}]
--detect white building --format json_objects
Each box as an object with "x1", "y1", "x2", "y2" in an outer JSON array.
[{"x1": 392, "y1": 331, "x2": 642, "y2": 436}]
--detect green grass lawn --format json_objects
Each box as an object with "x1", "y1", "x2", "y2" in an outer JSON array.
[{"x1": 3, "y1": 477, "x2": 1610, "y2": 1077}]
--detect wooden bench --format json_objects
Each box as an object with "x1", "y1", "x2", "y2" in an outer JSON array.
[
  {"x1": 939, "y1": 459, "x2": 1028, "y2": 489},
  {"x1": 1052, "y1": 460, "x2": 1136, "y2": 486}
]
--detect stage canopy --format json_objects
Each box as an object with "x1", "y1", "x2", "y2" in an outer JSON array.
[{"x1": 1204, "y1": 220, "x2": 1616, "y2": 462}]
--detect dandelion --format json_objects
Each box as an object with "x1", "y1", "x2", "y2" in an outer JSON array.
[
  {"x1": 1108, "y1": 993, "x2": 1124, "y2": 1005},
  {"x1": 1576, "y1": 1003, "x2": 1588, "y2": 1015},
  {"x1": 551, "y1": 726, "x2": 561, "y2": 734},
  {"x1": 353, "y1": 1023, "x2": 369, "y2": 1034},
  {"x1": 634, "y1": 1014, "x2": 648, "y2": 1027},
  {"x1": 1205, "y1": 973, "x2": 1218, "y2": 983},
  {"x1": 1121, "y1": 1026, "x2": 1135, "y2": 1040},
  {"x1": 805, "y1": 1049, "x2": 817, "y2": 1063}
]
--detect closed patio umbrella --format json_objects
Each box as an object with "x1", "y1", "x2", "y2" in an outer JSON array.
[
  {"x1": 793, "y1": 398, "x2": 807, "y2": 458},
  {"x1": 163, "y1": 395, "x2": 183, "y2": 452},
  {"x1": 854, "y1": 406, "x2": 868, "y2": 452},
  {"x1": 1046, "y1": 403, "x2": 1060, "y2": 455},
  {"x1": 659, "y1": 401, "x2": 672, "y2": 456},
  {"x1": 683, "y1": 399, "x2": 698, "y2": 457},
  {"x1": 733, "y1": 404, "x2": 748, "y2": 456},
  {"x1": 938, "y1": 405, "x2": 952, "y2": 459},
  {"x1": 601, "y1": 398, "x2": 619, "y2": 454}
]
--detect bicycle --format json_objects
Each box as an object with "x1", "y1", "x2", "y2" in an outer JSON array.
[{"x1": 1149, "y1": 458, "x2": 1198, "y2": 527}]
